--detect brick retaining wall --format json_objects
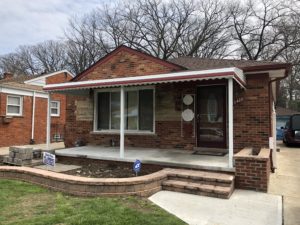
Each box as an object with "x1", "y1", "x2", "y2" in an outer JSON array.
[{"x1": 0, "y1": 166, "x2": 168, "y2": 197}]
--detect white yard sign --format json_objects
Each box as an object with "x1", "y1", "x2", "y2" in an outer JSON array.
[{"x1": 43, "y1": 152, "x2": 56, "y2": 167}]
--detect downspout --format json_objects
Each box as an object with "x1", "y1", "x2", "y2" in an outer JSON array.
[
  {"x1": 30, "y1": 91, "x2": 36, "y2": 144},
  {"x1": 268, "y1": 69, "x2": 289, "y2": 172},
  {"x1": 46, "y1": 93, "x2": 51, "y2": 150}
]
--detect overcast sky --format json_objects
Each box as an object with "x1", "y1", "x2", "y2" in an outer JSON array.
[{"x1": 0, "y1": 0, "x2": 106, "y2": 55}]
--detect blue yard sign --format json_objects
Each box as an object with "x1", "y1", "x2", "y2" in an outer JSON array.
[
  {"x1": 43, "y1": 152, "x2": 56, "y2": 167},
  {"x1": 133, "y1": 159, "x2": 142, "y2": 176}
]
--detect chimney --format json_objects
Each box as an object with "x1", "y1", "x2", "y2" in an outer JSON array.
[{"x1": 3, "y1": 72, "x2": 13, "y2": 80}]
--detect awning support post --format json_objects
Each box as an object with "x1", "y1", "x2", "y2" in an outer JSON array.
[
  {"x1": 228, "y1": 78, "x2": 234, "y2": 168},
  {"x1": 46, "y1": 93, "x2": 51, "y2": 150},
  {"x1": 120, "y1": 86, "x2": 125, "y2": 158}
]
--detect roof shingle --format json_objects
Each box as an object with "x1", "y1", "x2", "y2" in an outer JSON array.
[
  {"x1": 168, "y1": 57, "x2": 287, "y2": 71},
  {"x1": 0, "y1": 74, "x2": 44, "y2": 91}
]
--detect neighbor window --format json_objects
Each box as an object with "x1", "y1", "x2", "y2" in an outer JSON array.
[
  {"x1": 51, "y1": 101, "x2": 60, "y2": 117},
  {"x1": 96, "y1": 88, "x2": 154, "y2": 132},
  {"x1": 7, "y1": 95, "x2": 23, "y2": 116}
]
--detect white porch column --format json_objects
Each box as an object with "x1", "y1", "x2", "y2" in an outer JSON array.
[
  {"x1": 46, "y1": 93, "x2": 51, "y2": 150},
  {"x1": 120, "y1": 86, "x2": 125, "y2": 158},
  {"x1": 228, "y1": 78, "x2": 234, "y2": 168}
]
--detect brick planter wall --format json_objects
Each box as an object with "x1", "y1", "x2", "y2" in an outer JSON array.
[
  {"x1": 234, "y1": 148, "x2": 271, "y2": 192},
  {"x1": 0, "y1": 166, "x2": 168, "y2": 197}
]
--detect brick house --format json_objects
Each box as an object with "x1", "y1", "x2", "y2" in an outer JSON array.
[
  {"x1": 0, "y1": 70, "x2": 73, "y2": 147},
  {"x1": 44, "y1": 45, "x2": 291, "y2": 170}
]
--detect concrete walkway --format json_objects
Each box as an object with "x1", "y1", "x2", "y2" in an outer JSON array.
[
  {"x1": 269, "y1": 142, "x2": 300, "y2": 225},
  {"x1": 149, "y1": 190, "x2": 282, "y2": 225},
  {"x1": 0, "y1": 142, "x2": 65, "y2": 156}
]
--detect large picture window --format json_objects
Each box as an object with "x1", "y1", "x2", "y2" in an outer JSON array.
[{"x1": 96, "y1": 88, "x2": 154, "y2": 132}]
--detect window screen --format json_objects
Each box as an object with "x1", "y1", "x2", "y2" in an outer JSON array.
[
  {"x1": 139, "y1": 89, "x2": 154, "y2": 131},
  {"x1": 97, "y1": 92, "x2": 110, "y2": 129}
]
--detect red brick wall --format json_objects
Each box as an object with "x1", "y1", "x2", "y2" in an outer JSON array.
[
  {"x1": 64, "y1": 95, "x2": 92, "y2": 147},
  {"x1": 65, "y1": 77, "x2": 272, "y2": 152},
  {"x1": 46, "y1": 72, "x2": 72, "y2": 85},
  {"x1": 77, "y1": 50, "x2": 177, "y2": 81},
  {"x1": 233, "y1": 74, "x2": 271, "y2": 152},
  {"x1": 46, "y1": 72, "x2": 73, "y2": 140},
  {"x1": 0, "y1": 93, "x2": 47, "y2": 147}
]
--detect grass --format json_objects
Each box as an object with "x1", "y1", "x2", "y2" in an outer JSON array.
[{"x1": 0, "y1": 179, "x2": 186, "y2": 225}]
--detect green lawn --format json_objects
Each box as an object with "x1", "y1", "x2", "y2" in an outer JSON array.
[{"x1": 0, "y1": 179, "x2": 185, "y2": 225}]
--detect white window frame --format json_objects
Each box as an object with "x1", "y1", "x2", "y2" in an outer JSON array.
[
  {"x1": 93, "y1": 86, "x2": 155, "y2": 134},
  {"x1": 50, "y1": 100, "x2": 60, "y2": 117},
  {"x1": 6, "y1": 95, "x2": 23, "y2": 116}
]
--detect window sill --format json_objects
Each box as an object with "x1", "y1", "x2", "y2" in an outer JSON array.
[
  {"x1": 51, "y1": 115, "x2": 60, "y2": 117},
  {"x1": 90, "y1": 130, "x2": 156, "y2": 136},
  {"x1": 6, "y1": 115, "x2": 23, "y2": 118}
]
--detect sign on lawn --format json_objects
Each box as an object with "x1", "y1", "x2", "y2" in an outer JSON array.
[
  {"x1": 43, "y1": 152, "x2": 56, "y2": 167},
  {"x1": 133, "y1": 159, "x2": 141, "y2": 176}
]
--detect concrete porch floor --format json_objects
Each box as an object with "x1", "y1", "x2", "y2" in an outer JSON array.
[{"x1": 55, "y1": 146, "x2": 233, "y2": 172}]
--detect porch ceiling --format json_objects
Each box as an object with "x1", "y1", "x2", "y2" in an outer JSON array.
[{"x1": 43, "y1": 67, "x2": 245, "y2": 92}]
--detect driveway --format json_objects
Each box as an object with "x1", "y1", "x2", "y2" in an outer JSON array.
[{"x1": 269, "y1": 142, "x2": 300, "y2": 225}]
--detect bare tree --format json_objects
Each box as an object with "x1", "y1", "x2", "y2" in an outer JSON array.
[
  {"x1": 116, "y1": 0, "x2": 196, "y2": 59},
  {"x1": 0, "y1": 53, "x2": 29, "y2": 76},
  {"x1": 1, "y1": 0, "x2": 299, "y2": 86},
  {"x1": 0, "y1": 40, "x2": 68, "y2": 76},
  {"x1": 229, "y1": 0, "x2": 300, "y2": 61},
  {"x1": 31, "y1": 40, "x2": 67, "y2": 73},
  {"x1": 64, "y1": 0, "x2": 232, "y2": 67},
  {"x1": 277, "y1": 47, "x2": 300, "y2": 109},
  {"x1": 64, "y1": 12, "x2": 113, "y2": 75},
  {"x1": 177, "y1": 0, "x2": 232, "y2": 58}
]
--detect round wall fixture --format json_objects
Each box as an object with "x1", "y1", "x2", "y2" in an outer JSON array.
[
  {"x1": 182, "y1": 109, "x2": 194, "y2": 122},
  {"x1": 183, "y1": 94, "x2": 193, "y2": 105}
]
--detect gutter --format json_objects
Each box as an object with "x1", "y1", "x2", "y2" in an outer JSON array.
[
  {"x1": 240, "y1": 63, "x2": 292, "y2": 72},
  {"x1": 0, "y1": 84, "x2": 47, "y2": 95}
]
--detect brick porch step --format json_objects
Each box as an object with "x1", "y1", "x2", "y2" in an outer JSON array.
[
  {"x1": 165, "y1": 168, "x2": 234, "y2": 186},
  {"x1": 162, "y1": 180, "x2": 234, "y2": 199},
  {"x1": 162, "y1": 168, "x2": 235, "y2": 199}
]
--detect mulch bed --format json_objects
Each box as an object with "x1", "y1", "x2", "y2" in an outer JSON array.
[{"x1": 59, "y1": 157, "x2": 162, "y2": 178}]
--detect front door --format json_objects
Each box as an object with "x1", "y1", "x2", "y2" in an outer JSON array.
[{"x1": 197, "y1": 85, "x2": 226, "y2": 148}]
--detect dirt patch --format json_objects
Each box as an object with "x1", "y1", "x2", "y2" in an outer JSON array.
[{"x1": 59, "y1": 157, "x2": 162, "y2": 178}]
